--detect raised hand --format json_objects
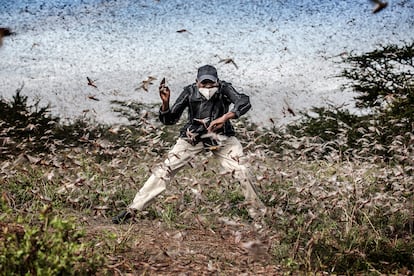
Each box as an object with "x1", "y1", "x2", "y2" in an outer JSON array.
[{"x1": 159, "y1": 77, "x2": 170, "y2": 111}]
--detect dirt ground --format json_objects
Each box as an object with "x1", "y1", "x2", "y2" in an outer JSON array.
[{"x1": 85, "y1": 215, "x2": 283, "y2": 275}]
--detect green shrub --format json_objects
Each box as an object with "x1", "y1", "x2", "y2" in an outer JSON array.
[{"x1": 0, "y1": 205, "x2": 104, "y2": 275}]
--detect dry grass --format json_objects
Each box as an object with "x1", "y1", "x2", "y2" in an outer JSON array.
[
  {"x1": 1, "y1": 113, "x2": 413, "y2": 274},
  {"x1": 1, "y1": 91, "x2": 413, "y2": 274}
]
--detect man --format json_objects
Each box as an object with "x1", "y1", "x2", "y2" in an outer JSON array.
[{"x1": 112, "y1": 65, "x2": 265, "y2": 224}]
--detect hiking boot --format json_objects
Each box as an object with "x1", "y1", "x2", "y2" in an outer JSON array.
[{"x1": 112, "y1": 210, "x2": 133, "y2": 224}]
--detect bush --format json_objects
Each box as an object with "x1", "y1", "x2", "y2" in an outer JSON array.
[
  {"x1": 0, "y1": 86, "x2": 59, "y2": 158},
  {"x1": 0, "y1": 205, "x2": 104, "y2": 275}
]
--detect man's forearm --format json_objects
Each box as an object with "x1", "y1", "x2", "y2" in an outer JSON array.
[
  {"x1": 222, "y1": 111, "x2": 236, "y2": 121},
  {"x1": 161, "y1": 101, "x2": 169, "y2": 112}
]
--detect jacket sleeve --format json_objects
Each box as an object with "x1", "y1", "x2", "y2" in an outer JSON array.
[
  {"x1": 221, "y1": 82, "x2": 251, "y2": 118},
  {"x1": 159, "y1": 86, "x2": 190, "y2": 125}
]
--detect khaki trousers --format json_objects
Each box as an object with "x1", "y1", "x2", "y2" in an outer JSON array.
[{"x1": 129, "y1": 136, "x2": 263, "y2": 217}]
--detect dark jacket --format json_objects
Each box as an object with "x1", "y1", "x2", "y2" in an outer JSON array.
[{"x1": 159, "y1": 80, "x2": 251, "y2": 140}]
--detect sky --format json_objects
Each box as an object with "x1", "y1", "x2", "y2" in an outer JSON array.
[{"x1": 0, "y1": 0, "x2": 413, "y2": 126}]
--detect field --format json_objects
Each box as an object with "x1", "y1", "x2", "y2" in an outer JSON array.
[{"x1": 1, "y1": 98, "x2": 413, "y2": 274}]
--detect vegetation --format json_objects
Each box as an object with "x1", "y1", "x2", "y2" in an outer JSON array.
[
  {"x1": 285, "y1": 42, "x2": 414, "y2": 162},
  {"x1": 0, "y1": 42, "x2": 413, "y2": 275},
  {"x1": 0, "y1": 204, "x2": 103, "y2": 275}
]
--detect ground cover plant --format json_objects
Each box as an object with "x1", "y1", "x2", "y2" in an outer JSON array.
[{"x1": 1, "y1": 42, "x2": 413, "y2": 275}]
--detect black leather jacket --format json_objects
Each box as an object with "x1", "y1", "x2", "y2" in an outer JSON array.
[{"x1": 159, "y1": 81, "x2": 251, "y2": 141}]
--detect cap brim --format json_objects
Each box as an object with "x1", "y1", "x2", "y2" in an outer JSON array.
[{"x1": 197, "y1": 75, "x2": 218, "y2": 82}]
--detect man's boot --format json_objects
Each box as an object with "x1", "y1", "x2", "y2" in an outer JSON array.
[{"x1": 112, "y1": 210, "x2": 133, "y2": 224}]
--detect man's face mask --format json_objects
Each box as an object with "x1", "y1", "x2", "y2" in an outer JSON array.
[{"x1": 199, "y1": 87, "x2": 218, "y2": 100}]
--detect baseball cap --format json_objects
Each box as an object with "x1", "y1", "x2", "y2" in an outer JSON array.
[{"x1": 197, "y1": 65, "x2": 218, "y2": 83}]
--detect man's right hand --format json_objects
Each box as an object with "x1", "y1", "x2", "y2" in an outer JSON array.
[{"x1": 159, "y1": 77, "x2": 170, "y2": 111}]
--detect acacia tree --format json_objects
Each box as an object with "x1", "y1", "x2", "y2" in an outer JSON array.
[
  {"x1": 284, "y1": 42, "x2": 414, "y2": 160},
  {"x1": 341, "y1": 42, "x2": 414, "y2": 129}
]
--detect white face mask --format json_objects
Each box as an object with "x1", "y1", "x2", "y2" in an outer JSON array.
[{"x1": 199, "y1": 87, "x2": 218, "y2": 100}]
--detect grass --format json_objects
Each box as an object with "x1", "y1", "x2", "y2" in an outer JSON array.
[
  {"x1": 2, "y1": 137, "x2": 413, "y2": 274},
  {"x1": 1, "y1": 92, "x2": 413, "y2": 275}
]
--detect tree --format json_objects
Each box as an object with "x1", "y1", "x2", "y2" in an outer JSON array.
[
  {"x1": 341, "y1": 42, "x2": 414, "y2": 149},
  {"x1": 341, "y1": 42, "x2": 414, "y2": 119},
  {"x1": 283, "y1": 42, "x2": 414, "y2": 161}
]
